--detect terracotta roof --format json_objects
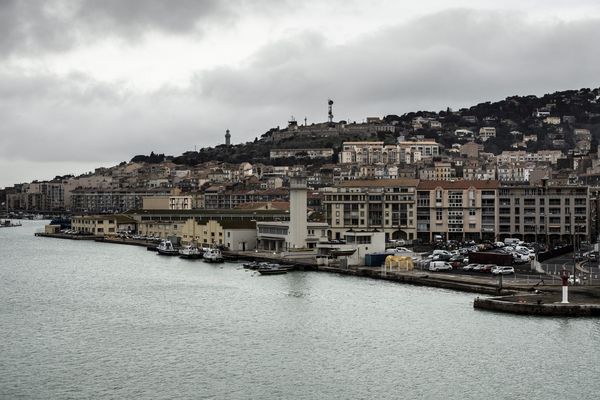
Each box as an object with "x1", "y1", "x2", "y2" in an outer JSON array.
[
  {"x1": 335, "y1": 179, "x2": 420, "y2": 188},
  {"x1": 417, "y1": 180, "x2": 499, "y2": 189},
  {"x1": 233, "y1": 201, "x2": 290, "y2": 211}
]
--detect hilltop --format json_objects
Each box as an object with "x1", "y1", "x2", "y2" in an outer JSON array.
[{"x1": 146, "y1": 86, "x2": 600, "y2": 166}]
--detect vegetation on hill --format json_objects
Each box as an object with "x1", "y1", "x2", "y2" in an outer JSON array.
[{"x1": 154, "y1": 87, "x2": 600, "y2": 166}]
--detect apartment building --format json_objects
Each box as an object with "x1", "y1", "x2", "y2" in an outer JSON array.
[
  {"x1": 497, "y1": 182, "x2": 589, "y2": 245},
  {"x1": 202, "y1": 187, "x2": 288, "y2": 209},
  {"x1": 496, "y1": 150, "x2": 564, "y2": 164},
  {"x1": 418, "y1": 161, "x2": 455, "y2": 180},
  {"x1": 321, "y1": 179, "x2": 419, "y2": 241},
  {"x1": 478, "y1": 127, "x2": 496, "y2": 141},
  {"x1": 70, "y1": 188, "x2": 172, "y2": 213},
  {"x1": 339, "y1": 141, "x2": 400, "y2": 165},
  {"x1": 416, "y1": 181, "x2": 499, "y2": 242},
  {"x1": 398, "y1": 140, "x2": 440, "y2": 162},
  {"x1": 270, "y1": 148, "x2": 334, "y2": 159}
]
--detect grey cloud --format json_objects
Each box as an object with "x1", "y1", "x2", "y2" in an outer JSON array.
[
  {"x1": 197, "y1": 9, "x2": 600, "y2": 117},
  {"x1": 0, "y1": 0, "x2": 285, "y2": 57},
  {"x1": 1, "y1": 8, "x2": 600, "y2": 185}
]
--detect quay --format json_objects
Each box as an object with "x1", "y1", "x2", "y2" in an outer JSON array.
[
  {"x1": 474, "y1": 292, "x2": 600, "y2": 317},
  {"x1": 34, "y1": 232, "x2": 600, "y2": 316},
  {"x1": 35, "y1": 232, "x2": 96, "y2": 240}
]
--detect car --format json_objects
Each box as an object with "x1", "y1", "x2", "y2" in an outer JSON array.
[
  {"x1": 479, "y1": 264, "x2": 496, "y2": 273},
  {"x1": 568, "y1": 276, "x2": 582, "y2": 285},
  {"x1": 429, "y1": 261, "x2": 453, "y2": 272},
  {"x1": 463, "y1": 263, "x2": 480, "y2": 271},
  {"x1": 387, "y1": 247, "x2": 410, "y2": 253},
  {"x1": 491, "y1": 266, "x2": 515, "y2": 275}
]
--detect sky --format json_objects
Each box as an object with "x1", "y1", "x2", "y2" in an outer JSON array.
[{"x1": 1, "y1": 0, "x2": 600, "y2": 188}]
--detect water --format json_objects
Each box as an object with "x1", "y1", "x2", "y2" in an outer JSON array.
[{"x1": 1, "y1": 221, "x2": 599, "y2": 399}]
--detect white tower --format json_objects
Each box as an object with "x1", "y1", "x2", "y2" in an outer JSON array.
[
  {"x1": 225, "y1": 129, "x2": 231, "y2": 146},
  {"x1": 288, "y1": 177, "x2": 308, "y2": 249}
]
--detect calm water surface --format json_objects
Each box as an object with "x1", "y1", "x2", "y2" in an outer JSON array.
[{"x1": 1, "y1": 221, "x2": 599, "y2": 399}]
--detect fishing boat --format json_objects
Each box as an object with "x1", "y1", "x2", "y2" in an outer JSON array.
[
  {"x1": 257, "y1": 263, "x2": 288, "y2": 275},
  {"x1": 156, "y1": 240, "x2": 179, "y2": 256},
  {"x1": 179, "y1": 244, "x2": 203, "y2": 259},
  {"x1": 203, "y1": 248, "x2": 224, "y2": 263}
]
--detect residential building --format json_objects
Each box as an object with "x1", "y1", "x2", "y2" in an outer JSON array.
[
  {"x1": 321, "y1": 179, "x2": 419, "y2": 242},
  {"x1": 270, "y1": 148, "x2": 334, "y2": 159},
  {"x1": 478, "y1": 127, "x2": 496, "y2": 141},
  {"x1": 398, "y1": 140, "x2": 440, "y2": 161},
  {"x1": 339, "y1": 141, "x2": 399, "y2": 165},
  {"x1": 416, "y1": 180, "x2": 499, "y2": 242},
  {"x1": 544, "y1": 116, "x2": 562, "y2": 125},
  {"x1": 497, "y1": 181, "x2": 589, "y2": 245},
  {"x1": 70, "y1": 188, "x2": 173, "y2": 213},
  {"x1": 418, "y1": 162, "x2": 455, "y2": 181}
]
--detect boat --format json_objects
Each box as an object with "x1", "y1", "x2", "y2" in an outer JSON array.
[
  {"x1": 179, "y1": 244, "x2": 203, "y2": 259},
  {"x1": 257, "y1": 264, "x2": 288, "y2": 275},
  {"x1": 243, "y1": 261, "x2": 261, "y2": 270},
  {"x1": 203, "y1": 248, "x2": 224, "y2": 263},
  {"x1": 0, "y1": 220, "x2": 22, "y2": 228},
  {"x1": 156, "y1": 240, "x2": 179, "y2": 256}
]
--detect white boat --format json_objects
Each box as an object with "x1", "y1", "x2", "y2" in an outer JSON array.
[
  {"x1": 156, "y1": 240, "x2": 179, "y2": 256},
  {"x1": 203, "y1": 248, "x2": 224, "y2": 263},
  {"x1": 179, "y1": 244, "x2": 203, "y2": 259}
]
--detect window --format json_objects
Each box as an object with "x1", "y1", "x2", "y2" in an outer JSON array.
[{"x1": 469, "y1": 209, "x2": 476, "y2": 216}]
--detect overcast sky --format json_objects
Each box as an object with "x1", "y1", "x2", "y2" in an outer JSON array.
[{"x1": 1, "y1": 0, "x2": 600, "y2": 188}]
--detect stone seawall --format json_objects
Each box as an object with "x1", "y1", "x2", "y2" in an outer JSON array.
[{"x1": 474, "y1": 295, "x2": 600, "y2": 317}]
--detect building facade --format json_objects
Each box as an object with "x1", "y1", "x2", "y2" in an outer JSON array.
[
  {"x1": 497, "y1": 182, "x2": 589, "y2": 245},
  {"x1": 416, "y1": 181, "x2": 499, "y2": 242},
  {"x1": 321, "y1": 179, "x2": 419, "y2": 241}
]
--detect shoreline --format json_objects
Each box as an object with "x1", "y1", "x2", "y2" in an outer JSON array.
[{"x1": 36, "y1": 232, "x2": 600, "y2": 316}]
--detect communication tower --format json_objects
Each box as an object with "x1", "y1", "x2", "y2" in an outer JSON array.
[{"x1": 328, "y1": 99, "x2": 334, "y2": 124}]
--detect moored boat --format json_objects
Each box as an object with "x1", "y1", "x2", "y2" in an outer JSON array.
[
  {"x1": 179, "y1": 244, "x2": 203, "y2": 259},
  {"x1": 243, "y1": 261, "x2": 261, "y2": 270},
  {"x1": 257, "y1": 263, "x2": 288, "y2": 275},
  {"x1": 156, "y1": 240, "x2": 179, "y2": 256},
  {"x1": 0, "y1": 220, "x2": 22, "y2": 228},
  {"x1": 203, "y1": 248, "x2": 224, "y2": 263}
]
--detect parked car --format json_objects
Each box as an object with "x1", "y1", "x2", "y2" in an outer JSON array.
[
  {"x1": 479, "y1": 264, "x2": 496, "y2": 273},
  {"x1": 463, "y1": 263, "x2": 480, "y2": 271},
  {"x1": 429, "y1": 261, "x2": 453, "y2": 272},
  {"x1": 491, "y1": 266, "x2": 515, "y2": 275}
]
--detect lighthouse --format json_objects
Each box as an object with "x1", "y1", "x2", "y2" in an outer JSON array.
[{"x1": 225, "y1": 129, "x2": 231, "y2": 146}]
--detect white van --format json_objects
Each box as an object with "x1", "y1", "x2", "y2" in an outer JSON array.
[{"x1": 429, "y1": 261, "x2": 452, "y2": 272}]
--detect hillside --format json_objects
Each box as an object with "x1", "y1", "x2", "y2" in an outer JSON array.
[{"x1": 149, "y1": 87, "x2": 600, "y2": 167}]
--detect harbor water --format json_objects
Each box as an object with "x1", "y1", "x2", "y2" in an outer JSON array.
[{"x1": 1, "y1": 221, "x2": 599, "y2": 399}]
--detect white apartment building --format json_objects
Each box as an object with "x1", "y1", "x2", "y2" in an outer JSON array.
[{"x1": 478, "y1": 127, "x2": 496, "y2": 141}]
